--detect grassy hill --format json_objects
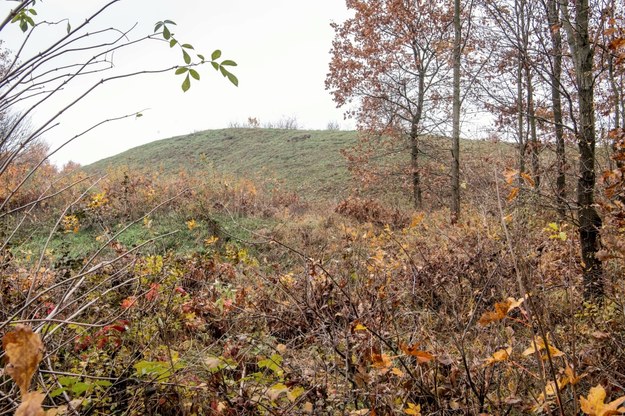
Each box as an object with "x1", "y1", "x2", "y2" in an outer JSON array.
[{"x1": 88, "y1": 128, "x2": 358, "y2": 200}]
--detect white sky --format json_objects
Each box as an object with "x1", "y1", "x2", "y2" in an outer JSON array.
[{"x1": 1, "y1": 1, "x2": 354, "y2": 166}]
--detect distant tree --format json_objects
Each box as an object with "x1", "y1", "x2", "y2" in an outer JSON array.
[
  {"x1": 327, "y1": 0, "x2": 454, "y2": 208},
  {"x1": 326, "y1": 120, "x2": 341, "y2": 131}
]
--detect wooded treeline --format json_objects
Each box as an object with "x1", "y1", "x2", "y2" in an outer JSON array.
[{"x1": 326, "y1": 0, "x2": 625, "y2": 299}]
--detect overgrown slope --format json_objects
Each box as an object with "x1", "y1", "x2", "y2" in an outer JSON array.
[{"x1": 88, "y1": 128, "x2": 357, "y2": 201}]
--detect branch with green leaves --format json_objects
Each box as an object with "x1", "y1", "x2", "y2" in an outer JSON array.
[{"x1": 154, "y1": 19, "x2": 238, "y2": 92}]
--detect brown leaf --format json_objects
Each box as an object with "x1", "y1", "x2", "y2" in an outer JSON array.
[
  {"x1": 479, "y1": 300, "x2": 512, "y2": 326},
  {"x1": 400, "y1": 343, "x2": 434, "y2": 363},
  {"x1": 15, "y1": 391, "x2": 45, "y2": 416},
  {"x1": 2, "y1": 325, "x2": 43, "y2": 398}
]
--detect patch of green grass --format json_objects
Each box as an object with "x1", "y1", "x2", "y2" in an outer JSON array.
[{"x1": 87, "y1": 128, "x2": 357, "y2": 201}]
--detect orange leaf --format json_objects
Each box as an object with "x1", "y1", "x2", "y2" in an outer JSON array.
[
  {"x1": 479, "y1": 299, "x2": 513, "y2": 326},
  {"x1": 504, "y1": 168, "x2": 519, "y2": 184},
  {"x1": 400, "y1": 343, "x2": 434, "y2": 363},
  {"x1": 522, "y1": 334, "x2": 564, "y2": 359},
  {"x1": 580, "y1": 384, "x2": 625, "y2": 416},
  {"x1": 521, "y1": 172, "x2": 535, "y2": 187},
  {"x1": 371, "y1": 353, "x2": 392, "y2": 370},
  {"x1": 483, "y1": 347, "x2": 512, "y2": 366},
  {"x1": 507, "y1": 187, "x2": 520, "y2": 202},
  {"x1": 2, "y1": 325, "x2": 43, "y2": 398}
]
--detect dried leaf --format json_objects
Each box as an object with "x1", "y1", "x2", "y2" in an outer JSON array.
[
  {"x1": 404, "y1": 402, "x2": 421, "y2": 415},
  {"x1": 507, "y1": 187, "x2": 520, "y2": 202},
  {"x1": 484, "y1": 347, "x2": 512, "y2": 366},
  {"x1": 504, "y1": 168, "x2": 519, "y2": 184},
  {"x1": 522, "y1": 335, "x2": 564, "y2": 359},
  {"x1": 371, "y1": 353, "x2": 392, "y2": 370},
  {"x1": 580, "y1": 384, "x2": 625, "y2": 416},
  {"x1": 479, "y1": 300, "x2": 513, "y2": 326},
  {"x1": 564, "y1": 364, "x2": 587, "y2": 385},
  {"x1": 2, "y1": 325, "x2": 43, "y2": 398},
  {"x1": 521, "y1": 172, "x2": 535, "y2": 187},
  {"x1": 15, "y1": 391, "x2": 45, "y2": 416},
  {"x1": 400, "y1": 343, "x2": 434, "y2": 363}
]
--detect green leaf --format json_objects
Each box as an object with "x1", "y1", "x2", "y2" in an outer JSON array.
[
  {"x1": 197, "y1": 54, "x2": 205, "y2": 61},
  {"x1": 29, "y1": 9, "x2": 37, "y2": 15},
  {"x1": 163, "y1": 20, "x2": 177, "y2": 25},
  {"x1": 163, "y1": 26, "x2": 171, "y2": 40},
  {"x1": 25, "y1": 16, "x2": 34, "y2": 26},
  {"x1": 211, "y1": 49, "x2": 222, "y2": 60},
  {"x1": 182, "y1": 74, "x2": 191, "y2": 92},
  {"x1": 11, "y1": 14, "x2": 20, "y2": 23},
  {"x1": 154, "y1": 22, "x2": 163, "y2": 33},
  {"x1": 135, "y1": 113, "x2": 143, "y2": 118},
  {"x1": 220, "y1": 60, "x2": 237, "y2": 67},
  {"x1": 175, "y1": 67, "x2": 188, "y2": 75},
  {"x1": 94, "y1": 380, "x2": 112, "y2": 387},
  {"x1": 50, "y1": 388, "x2": 67, "y2": 398},
  {"x1": 219, "y1": 66, "x2": 228, "y2": 77},
  {"x1": 181, "y1": 43, "x2": 194, "y2": 49},
  {"x1": 169, "y1": 38, "x2": 177, "y2": 48},
  {"x1": 20, "y1": 20, "x2": 28, "y2": 32},
  {"x1": 66, "y1": 21, "x2": 71, "y2": 33},
  {"x1": 57, "y1": 376, "x2": 77, "y2": 386},
  {"x1": 211, "y1": 62, "x2": 219, "y2": 71},
  {"x1": 183, "y1": 50, "x2": 191, "y2": 64},
  {"x1": 71, "y1": 382, "x2": 91, "y2": 395},
  {"x1": 227, "y1": 72, "x2": 239, "y2": 86},
  {"x1": 189, "y1": 69, "x2": 200, "y2": 80}
]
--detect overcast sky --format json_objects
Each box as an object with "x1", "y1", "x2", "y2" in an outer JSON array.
[{"x1": 1, "y1": 1, "x2": 354, "y2": 165}]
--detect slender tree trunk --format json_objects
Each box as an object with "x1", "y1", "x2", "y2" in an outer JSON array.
[
  {"x1": 526, "y1": 66, "x2": 540, "y2": 189},
  {"x1": 547, "y1": 0, "x2": 566, "y2": 217},
  {"x1": 410, "y1": 123, "x2": 422, "y2": 209},
  {"x1": 451, "y1": 0, "x2": 461, "y2": 223},
  {"x1": 517, "y1": 55, "x2": 526, "y2": 175},
  {"x1": 562, "y1": 0, "x2": 603, "y2": 299},
  {"x1": 409, "y1": 64, "x2": 426, "y2": 210}
]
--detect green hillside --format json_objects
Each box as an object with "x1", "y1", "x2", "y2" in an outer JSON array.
[{"x1": 88, "y1": 128, "x2": 357, "y2": 200}]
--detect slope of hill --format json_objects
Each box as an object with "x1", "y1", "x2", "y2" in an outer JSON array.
[{"x1": 87, "y1": 128, "x2": 357, "y2": 200}]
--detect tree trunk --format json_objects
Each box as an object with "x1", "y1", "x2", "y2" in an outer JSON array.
[
  {"x1": 451, "y1": 0, "x2": 461, "y2": 223},
  {"x1": 562, "y1": 0, "x2": 603, "y2": 299},
  {"x1": 517, "y1": 54, "x2": 526, "y2": 176},
  {"x1": 525, "y1": 66, "x2": 540, "y2": 189},
  {"x1": 547, "y1": 0, "x2": 566, "y2": 217},
  {"x1": 410, "y1": 126, "x2": 422, "y2": 209}
]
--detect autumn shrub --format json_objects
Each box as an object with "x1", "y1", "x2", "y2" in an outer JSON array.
[
  {"x1": 3, "y1": 161, "x2": 625, "y2": 415},
  {"x1": 335, "y1": 195, "x2": 409, "y2": 228}
]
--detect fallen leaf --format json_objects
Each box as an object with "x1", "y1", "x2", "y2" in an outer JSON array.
[
  {"x1": 15, "y1": 391, "x2": 45, "y2": 416},
  {"x1": 479, "y1": 300, "x2": 513, "y2": 326},
  {"x1": 2, "y1": 325, "x2": 43, "y2": 398},
  {"x1": 400, "y1": 343, "x2": 434, "y2": 363},
  {"x1": 404, "y1": 402, "x2": 421, "y2": 415},
  {"x1": 580, "y1": 384, "x2": 625, "y2": 416},
  {"x1": 484, "y1": 347, "x2": 512, "y2": 366},
  {"x1": 522, "y1": 335, "x2": 564, "y2": 359}
]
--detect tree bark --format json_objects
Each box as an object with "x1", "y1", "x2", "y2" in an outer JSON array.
[
  {"x1": 451, "y1": 0, "x2": 461, "y2": 223},
  {"x1": 517, "y1": 54, "x2": 526, "y2": 176},
  {"x1": 562, "y1": 0, "x2": 604, "y2": 299},
  {"x1": 546, "y1": 0, "x2": 566, "y2": 217},
  {"x1": 525, "y1": 66, "x2": 540, "y2": 189}
]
